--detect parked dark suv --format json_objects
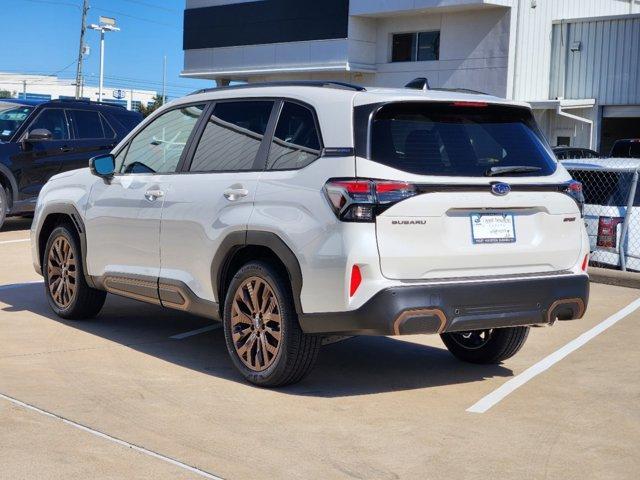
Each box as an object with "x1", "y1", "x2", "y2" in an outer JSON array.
[
  {"x1": 610, "y1": 139, "x2": 640, "y2": 158},
  {"x1": 0, "y1": 98, "x2": 142, "y2": 229}
]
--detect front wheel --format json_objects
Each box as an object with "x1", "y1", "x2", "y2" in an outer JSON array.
[
  {"x1": 223, "y1": 261, "x2": 321, "y2": 387},
  {"x1": 440, "y1": 326, "x2": 530, "y2": 364},
  {"x1": 0, "y1": 187, "x2": 7, "y2": 231},
  {"x1": 44, "y1": 224, "x2": 106, "y2": 319}
]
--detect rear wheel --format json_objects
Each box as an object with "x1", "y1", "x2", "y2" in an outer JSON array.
[
  {"x1": 440, "y1": 326, "x2": 529, "y2": 364},
  {"x1": 223, "y1": 261, "x2": 321, "y2": 387},
  {"x1": 44, "y1": 225, "x2": 106, "y2": 319}
]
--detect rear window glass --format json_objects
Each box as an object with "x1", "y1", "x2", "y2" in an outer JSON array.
[
  {"x1": 611, "y1": 141, "x2": 640, "y2": 158},
  {"x1": 369, "y1": 102, "x2": 557, "y2": 177}
]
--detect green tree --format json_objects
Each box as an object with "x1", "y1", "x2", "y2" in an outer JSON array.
[
  {"x1": 0, "y1": 90, "x2": 14, "y2": 99},
  {"x1": 138, "y1": 94, "x2": 164, "y2": 118}
]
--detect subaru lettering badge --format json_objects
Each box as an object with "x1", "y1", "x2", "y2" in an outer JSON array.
[{"x1": 491, "y1": 182, "x2": 511, "y2": 196}]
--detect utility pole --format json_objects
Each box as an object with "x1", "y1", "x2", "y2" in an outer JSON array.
[
  {"x1": 162, "y1": 55, "x2": 167, "y2": 105},
  {"x1": 75, "y1": 0, "x2": 90, "y2": 99},
  {"x1": 22, "y1": 80, "x2": 27, "y2": 99}
]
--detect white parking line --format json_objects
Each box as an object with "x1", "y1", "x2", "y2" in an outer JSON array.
[
  {"x1": 170, "y1": 324, "x2": 222, "y2": 340},
  {"x1": 467, "y1": 296, "x2": 640, "y2": 414},
  {"x1": 0, "y1": 391, "x2": 223, "y2": 479},
  {"x1": 0, "y1": 239, "x2": 30, "y2": 245}
]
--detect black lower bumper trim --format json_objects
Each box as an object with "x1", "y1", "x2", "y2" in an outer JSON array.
[{"x1": 298, "y1": 275, "x2": 589, "y2": 336}]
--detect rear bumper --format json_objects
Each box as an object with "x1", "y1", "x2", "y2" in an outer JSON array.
[{"x1": 299, "y1": 274, "x2": 589, "y2": 336}]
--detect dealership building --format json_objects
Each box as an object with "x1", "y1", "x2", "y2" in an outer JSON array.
[
  {"x1": 182, "y1": 0, "x2": 640, "y2": 153},
  {"x1": 0, "y1": 73, "x2": 156, "y2": 112}
]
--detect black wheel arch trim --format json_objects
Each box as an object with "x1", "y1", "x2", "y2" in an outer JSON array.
[
  {"x1": 212, "y1": 230, "x2": 304, "y2": 314},
  {"x1": 35, "y1": 203, "x2": 96, "y2": 288},
  {"x1": 0, "y1": 163, "x2": 19, "y2": 207}
]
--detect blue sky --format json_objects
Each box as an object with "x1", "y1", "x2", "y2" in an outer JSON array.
[{"x1": 2, "y1": 0, "x2": 212, "y2": 99}]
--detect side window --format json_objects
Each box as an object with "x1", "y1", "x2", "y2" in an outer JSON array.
[
  {"x1": 120, "y1": 104, "x2": 204, "y2": 174},
  {"x1": 100, "y1": 114, "x2": 117, "y2": 138},
  {"x1": 69, "y1": 110, "x2": 104, "y2": 139},
  {"x1": 189, "y1": 101, "x2": 274, "y2": 173},
  {"x1": 28, "y1": 109, "x2": 70, "y2": 140},
  {"x1": 266, "y1": 102, "x2": 321, "y2": 170}
]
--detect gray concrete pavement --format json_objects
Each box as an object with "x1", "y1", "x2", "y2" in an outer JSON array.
[{"x1": 1, "y1": 217, "x2": 639, "y2": 479}]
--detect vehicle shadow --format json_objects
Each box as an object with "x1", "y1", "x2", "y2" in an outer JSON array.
[
  {"x1": 1, "y1": 217, "x2": 33, "y2": 233},
  {"x1": 0, "y1": 282, "x2": 513, "y2": 397}
]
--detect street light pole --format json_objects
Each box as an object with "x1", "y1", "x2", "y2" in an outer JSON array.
[
  {"x1": 98, "y1": 29, "x2": 105, "y2": 102},
  {"x1": 89, "y1": 17, "x2": 119, "y2": 104}
]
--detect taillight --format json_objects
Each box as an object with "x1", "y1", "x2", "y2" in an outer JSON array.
[
  {"x1": 581, "y1": 254, "x2": 589, "y2": 272},
  {"x1": 564, "y1": 180, "x2": 585, "y2": 216},
  {"x1": 324, "y1": 179, "x2": 418, "y2": 222},
  {"x1": 597, "y1": 216, "x2": 623, "y2": 249}
]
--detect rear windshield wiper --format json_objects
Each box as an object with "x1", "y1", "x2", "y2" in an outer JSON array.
[{"x1": 485, "y1": 166, "x2": 542, "y2": 177}]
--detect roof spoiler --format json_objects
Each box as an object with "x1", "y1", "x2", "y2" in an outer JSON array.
[{"x1": 404, "y1": 77, "x2": 489, "y2": 96}]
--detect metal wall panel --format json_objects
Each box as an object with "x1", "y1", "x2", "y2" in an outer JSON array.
[
  {"x1": 551, "y1": 15, "x2": 640, "y2": 104},
  {"x1": 513, "y1": 0, "x2": 633, "y2": 101}
]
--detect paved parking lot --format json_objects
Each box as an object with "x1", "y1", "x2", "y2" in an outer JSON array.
[{"x1": 1, "y1": 216, "x2": 639, "y2": 480}]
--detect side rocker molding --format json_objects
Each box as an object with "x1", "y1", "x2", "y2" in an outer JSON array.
[
  {"x1": 35, "y1": 203, "x2": 97, "y2": 289},
  {"x1": 212, "y1": 230, "x2": 305, "y2": 314}
]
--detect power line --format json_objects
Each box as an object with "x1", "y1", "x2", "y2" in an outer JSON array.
[
  {"x1": 118, "y1": 0, "x2": 180, "y2": 14},
  {"x1": 92, "y1": 6, "x2": 179, "y2": 29},
  {"x1": 22, "y1": 0, "x2": 80, "y2": 9}
]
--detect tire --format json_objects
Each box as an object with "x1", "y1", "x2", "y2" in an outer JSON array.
[
  {"x1": 0, "y1": 187, "x2": 7, "y2": 231},
  {"x1": 222, "y1": 261, "x2": 321, "y2": 387},
  {"x1": 43, "y1": 224, "x2": 106, "y2": 320},
  {"x1": 440, "y1": 326, "x2": 530, "y2": 364}
]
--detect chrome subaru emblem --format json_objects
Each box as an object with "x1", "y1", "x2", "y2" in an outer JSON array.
[{"x1": 491, "y1": 182, "x2": 511, "y2": 196}]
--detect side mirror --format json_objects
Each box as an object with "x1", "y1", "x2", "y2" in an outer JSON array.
[
  {"x1": 26, "y1": 128, "x2": 53, "y2": 142},
  {"x1": 89, "y1": 154, "x2": 115, "y2": 179}
]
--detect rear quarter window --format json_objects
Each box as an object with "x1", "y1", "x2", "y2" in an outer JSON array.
[{"x1": 362, "y1": 102, "x2": 557, "y2": 177}]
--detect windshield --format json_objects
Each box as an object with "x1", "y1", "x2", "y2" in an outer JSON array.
[
  {"x1": 0, "y1": 103, "x2": 34, "y2": 141},
  {"x1": 368, "y1": 102, "x2": 557, "y2": 177}
]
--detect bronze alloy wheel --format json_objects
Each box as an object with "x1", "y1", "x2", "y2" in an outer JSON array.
[
  {"x1": 449, "y1": 329, "x2": 493, "y2": 350},
  {"x1": 47, "y1": 235, "x2": 77, "y2": 309},
  {"x1": 230, "y1": 276, "x2": 282, "y2": 372}
]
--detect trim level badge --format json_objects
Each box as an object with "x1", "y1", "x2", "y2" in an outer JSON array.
[{"x1": 491, "y1": 182, "x2": 511, "y2": 196}]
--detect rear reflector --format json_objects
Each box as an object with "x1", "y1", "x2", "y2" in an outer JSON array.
[
  {"x1": 350, "y1": 265, "x2": 362, "y2": 297},
  {"x1": 581, "y1": 254, "x2": 589, "y2": 272},
  {"x1": 597, "y1": 217, "x2": 623, "y2": 248}
]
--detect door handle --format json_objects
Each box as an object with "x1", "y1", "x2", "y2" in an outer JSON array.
[
  {"x1": 59, "y1": 146, "x2": 72, "y2": 153},
  {"x1": 223, "y1": 187, "x2": 249, "y2": 201},
  {"x1": 144, "y1": 189, "x2": 165, "y2": 202}
]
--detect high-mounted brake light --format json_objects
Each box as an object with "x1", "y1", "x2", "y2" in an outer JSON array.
[
  {"x1": 452, "y1": 101, "x2": 488, "y2": 108},
  {"x1": 324, "y1": 179, "x2": 418, "y2": 222}
]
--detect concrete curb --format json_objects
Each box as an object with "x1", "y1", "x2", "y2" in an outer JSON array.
[{"x1": 589, "y1": 266, "x2": 640, "y2": 290}]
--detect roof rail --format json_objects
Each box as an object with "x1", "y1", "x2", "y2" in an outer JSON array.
[
  {"x1": 189, "y1": 80, "x2": 366, "y2": 96},
  {"x1": 404, "y1": 77, "x2": 489, "y2": 96},
  {"x1": 48, "y1": 98, "x2": 128, "y2": 109}
]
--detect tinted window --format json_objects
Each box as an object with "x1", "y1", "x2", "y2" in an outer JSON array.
[
  {"x1": 190, "y1": 101, "x2": 274, "y2": 172},
  {"x1": 29, "y1": 109, "x2": 69, "y2": 140},
  {"x1": 611, "y1": 141, "x2": 640, "y2": 158},
  {"x1": 112, "y1": 113, "x2": 141, "y2": 132},
  {"x1": 267, "y1": 102, "x2": 321, "y2": 170},
  {"x1": 392, "y1": 33, "x2": 415, "y2": 62},
  {"x1": 369, "y1": 102, "x2": 556, "y2": 177},
  {"x1": 417, "y1": 31, "x2": 440, "y2": 61},
  {"x1": 118, "y1": 105, "x2": 204, "y2": 174},
  {"x1": 0, "y1": 104, "x2": 33, "y2": 141},
  {"x1": 69, "y1": 110, "x2": 104, "y2": 139},
  {"x1": 392, "y1": 31, "x2": 440, "y2": 62}
]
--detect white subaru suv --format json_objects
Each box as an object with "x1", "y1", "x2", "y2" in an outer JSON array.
[{"x1": 31, "y1": 82, "x2": 590, "y2": 386}]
